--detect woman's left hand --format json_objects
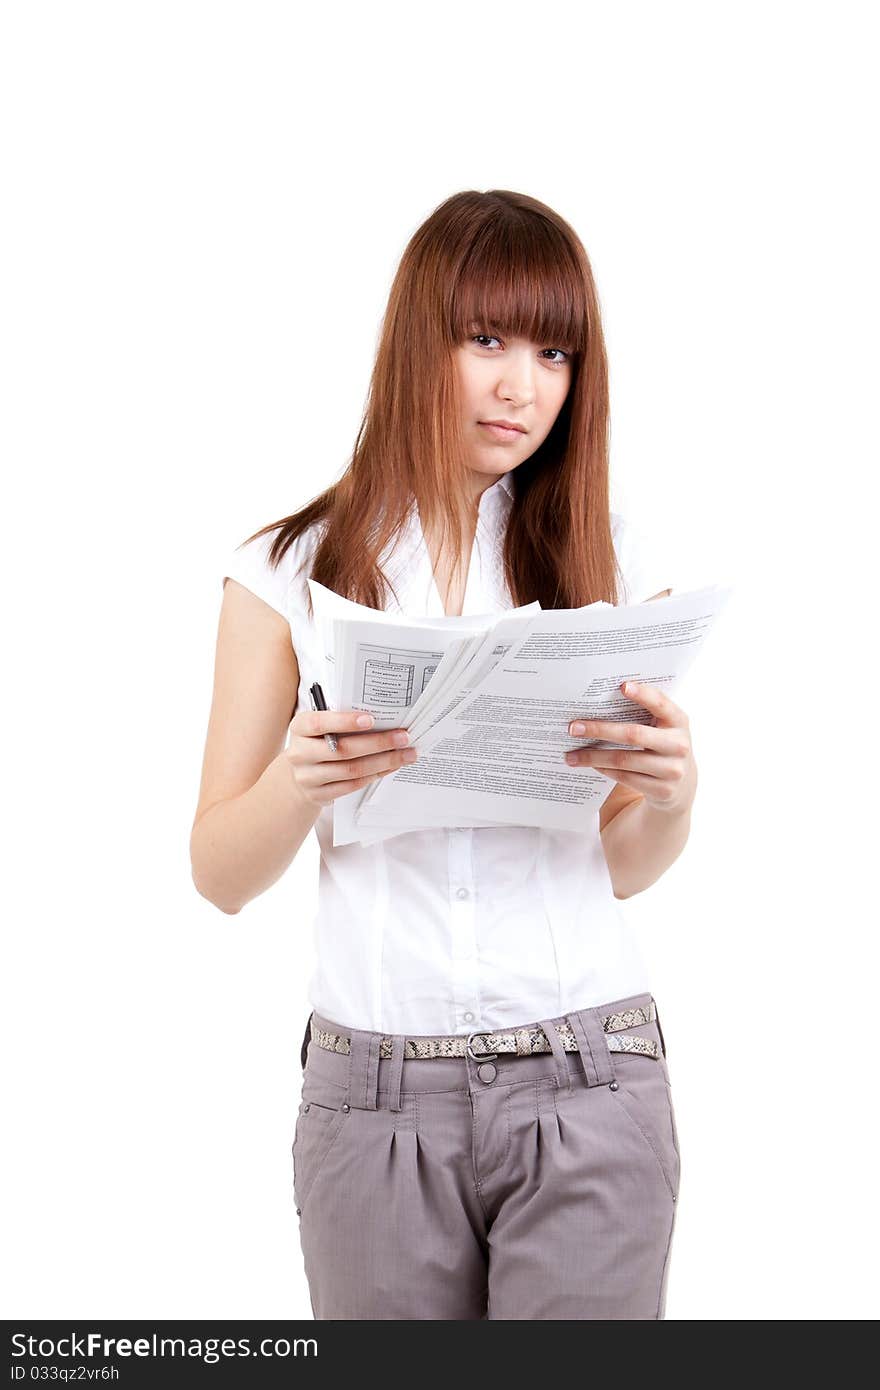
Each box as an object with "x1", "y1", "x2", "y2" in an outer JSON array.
[{"x1": 564, "y1": 680, "x2": 697, "y2": 815}]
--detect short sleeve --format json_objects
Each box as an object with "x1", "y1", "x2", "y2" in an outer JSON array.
[
  {"x1": 220, "y1": 521, "x2": 333, "y2": 723},
  {"x1": 221, "y1": 528, "x2": 293, "y2": 618},
  {"x1": 611, "y1": 512, "x2": 675, "y2": 604}
]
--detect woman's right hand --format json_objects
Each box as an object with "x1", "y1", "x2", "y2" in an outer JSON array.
[{"x1": 284, "y1": 709, "x2": 419, "y2": 808}]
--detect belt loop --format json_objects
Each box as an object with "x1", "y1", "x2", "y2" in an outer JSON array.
[
  {"x1": 386, "y1": 1033, "x2": 406, "y2": 1112},
  {"x1": 346, "y1": 1025, "x2": 382, "y2": 1111},
  {"x1": 654, "y1": 999, "x2": 668, "y2": 1058},
  {"x1": 300, "y1": 1011, "x2": 314, "y2": 1073},
  {"x1": 568, "y1": 1006, "x2": 615, "y2": 1088},
  {"x1": 537, "y1": 1015, "x2": 572, "y2": 1093}
]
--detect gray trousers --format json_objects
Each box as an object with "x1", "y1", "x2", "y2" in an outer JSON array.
[{"x1": 292, "y1": 990, "x2": 680, "y2": 1319}]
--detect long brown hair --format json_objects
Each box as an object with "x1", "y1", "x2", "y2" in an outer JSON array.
[{"x1": 240, "y1": 188, "x2": 624, "y2": 615}]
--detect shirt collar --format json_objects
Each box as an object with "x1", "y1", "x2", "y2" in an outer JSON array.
[
  {"x1": 402, "y1": 470, "x2": 514, "y2": 524},
  {"x1": 385, "y1": 473, "x2": 515, "y2": 614},
  {"x1": 482, "y1": 470, "x2": 515, "y2": 503}
]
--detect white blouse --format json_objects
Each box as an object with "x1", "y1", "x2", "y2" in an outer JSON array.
[{"x1": 221, "y1": 473, "x2": 674, "y2": 1035}]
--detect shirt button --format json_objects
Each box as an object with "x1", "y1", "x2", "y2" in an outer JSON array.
[
  {"x1": 456, "y1": 887, "x2": 469, "y2": 900},
  {"x1": 463, "y1": 1011, "x2": 474, "y2": 1022}
]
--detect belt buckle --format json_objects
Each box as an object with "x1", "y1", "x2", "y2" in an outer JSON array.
[{"x1": 466, "y1": 1030, "x2": 498, "y2": 1062}]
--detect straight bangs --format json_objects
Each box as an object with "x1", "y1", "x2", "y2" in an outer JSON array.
[
  {"x1": 448, "y1": 219, "x2": 590, "y2": 358},
  {"x1": 241, "y1": 189, "x2": 620, "y2": 620}
]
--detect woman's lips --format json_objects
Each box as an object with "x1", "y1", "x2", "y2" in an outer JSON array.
[{"x1": 478, "y1": 422, "x2": 524, "y2": 441}]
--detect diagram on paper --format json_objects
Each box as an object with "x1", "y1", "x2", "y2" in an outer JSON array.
[{"x1": 356, "y1": 642, "x2": 444, "y2": 709}]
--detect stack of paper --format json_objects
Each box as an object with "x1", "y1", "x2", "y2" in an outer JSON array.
[{"x1": 306, "y1": 579, "x2": 731, "y2": 847}]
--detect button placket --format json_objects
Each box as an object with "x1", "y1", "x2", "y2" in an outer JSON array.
[{"x1": 448, "y1": 826, "x2": 480, "y2": 1024}]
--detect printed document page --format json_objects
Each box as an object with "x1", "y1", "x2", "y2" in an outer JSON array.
[
  {"x1": 306, "y1": 580, "x2": 543, "y2": 846},
  {"x1": 355, "y1": 586, "x2": 731, "y2": 836}
]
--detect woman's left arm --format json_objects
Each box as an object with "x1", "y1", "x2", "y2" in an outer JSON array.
[{"x1": 567, "y1": 674, "x2": 698, "y2": 901}]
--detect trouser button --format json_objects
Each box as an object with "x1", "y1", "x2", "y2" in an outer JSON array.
[{"x1": 477, "y1": 1062, "x2": 497, "y2": 1083}]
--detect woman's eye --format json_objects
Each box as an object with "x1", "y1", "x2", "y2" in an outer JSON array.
[{"x1": 471, "y1": 335, "x2": 569, "y2": 366}]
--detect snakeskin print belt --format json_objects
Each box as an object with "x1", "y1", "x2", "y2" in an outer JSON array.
[{"x1": 310, "y1": 1000, "x2": 661, "y2": 1062}]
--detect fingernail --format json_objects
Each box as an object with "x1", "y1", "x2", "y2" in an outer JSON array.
[
  {"x1": 357, "y1": 713, "x2": 373, "y2": 728},
  {"x1": 402, "y1": 748, "x2": 418, "y2": 762},
  {"x1": 565, "y1": 752, "x2": 579, "y2": 765},
  {"x1": 570, "y1": 722, "x2": 586, "y2": 735},
  {"x1": 393, "y1": 731, "x2": 410, "y2": 747}
]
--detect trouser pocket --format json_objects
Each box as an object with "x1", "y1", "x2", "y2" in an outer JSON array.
[
  {"x1": 608, "y1": 1052, "x2": 681, "y2": 1201},
  {"x1": 292, "y1": 1077, "x2": 349, "y2": 1216}
]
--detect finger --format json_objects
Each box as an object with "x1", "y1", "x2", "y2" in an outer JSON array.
[
  {"x1": 594, "y1": 767, "x2": 678, "y2": 801},
  {"x1": 331, "y1": 727, "x2": 412, "y2": 756},
  {"x1": 307, "y1": 771, "x2": 377, "y2": 803},
  {"x1": 589, "y1": 725, "x2": 689, "y2": 757},
  {"x1": 306, "y1": 744, "x2": 419, "y2": 787},
  {"x1": 293, "y1": 708, "x2": 376, "y2": 739},
  {"x1": 314, "y1": 762, "x2": 406, "y2": 803},
  {"x1": 566, "y1": 719, "x2": 671, "y2": 751},
  {"x1": 618, "y1": 680, "x2": 687, "y2": 728},
  {"x1": 288, "y1": 726, "x2": 410, "y2": 766},
  {"x1": 565, "y1": 748, "x2": 676, "y2": 778}
]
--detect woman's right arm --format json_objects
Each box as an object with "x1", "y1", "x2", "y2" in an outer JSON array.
[{"x1": 190, "y1": 578, "x2": 417, "y2": 914}]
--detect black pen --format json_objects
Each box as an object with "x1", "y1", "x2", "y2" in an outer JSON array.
[{"x1": 309, "y1": 682, "x2": 338, "y2": 753}]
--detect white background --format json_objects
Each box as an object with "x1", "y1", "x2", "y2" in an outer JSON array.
[{"x1": 3, "y1": 1, "x2": 876, "y2": 1320}]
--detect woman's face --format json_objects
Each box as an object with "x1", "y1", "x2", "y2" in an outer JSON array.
[{"x1": 453, "y1": 328, "x2": 573, "y2": 489}]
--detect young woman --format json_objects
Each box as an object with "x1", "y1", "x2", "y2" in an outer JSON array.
[{"x1": 191, "y1": 189, "x2": 697, "y2": 1320}]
